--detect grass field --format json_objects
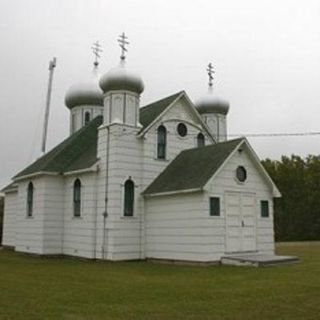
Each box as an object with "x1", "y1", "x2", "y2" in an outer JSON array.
[{"x1": 0, "y1": 244, "x2": 319, "y2": 320}]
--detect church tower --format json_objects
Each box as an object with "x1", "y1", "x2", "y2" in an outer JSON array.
[
  {"x1": 99, "y1": 33, "x2": 144, "y2": 127},
  {"x1": 64, "y1": 42, "x2": 104, "y2": 134},
  {"x1": 95, "y1": 33, "x2": 145, "y2": 260},
  {"x1": 196, "y1": 63, "x2": 229, "y2": 142}
]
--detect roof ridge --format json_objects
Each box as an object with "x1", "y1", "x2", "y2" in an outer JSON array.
[
  {"x1": 14, "y1": 115, "x2": 103, "y2": 179},
  {"x1": 143, "y1": 138, "x2": 244, "y2": 195},
  {"x1": 140, "y1": 91, "x2": 184, "y2": 110},
  {"x1": 180, "y1": 137, "x2": 244, "y2": 155},
  {"x1": 34, "y1": 115, "x2": 101, "y2": 169},
  {"x1": 139, "y1": 91, "x2": 185, "y2": 129}
]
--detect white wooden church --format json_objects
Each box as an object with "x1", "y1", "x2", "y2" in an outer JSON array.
[{"x1": 1, "y1": 37, "x2": 280, "y2": 263}]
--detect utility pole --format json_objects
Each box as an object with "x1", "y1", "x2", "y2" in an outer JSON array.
[{"x1": 41, "y1": 57, "x2": 57, "y2": 154}]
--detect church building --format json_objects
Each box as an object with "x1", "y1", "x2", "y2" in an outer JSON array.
[{"x1": 1, "y1": 36, "x2": 280, "y2": 263}]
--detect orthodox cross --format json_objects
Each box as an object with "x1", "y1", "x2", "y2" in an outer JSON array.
[
  {"x1": 118, "y1": 32, "x2": 129, "y2": 61},
  {"x1": 207, "y1": 62, "x2": 215, "y2": 89},
  {"x1": 91, "y1": 41, "x2": 103, "y2": 67}
]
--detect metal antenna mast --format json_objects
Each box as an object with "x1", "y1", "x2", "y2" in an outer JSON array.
[{"x1": 41, "y1": 57, "x2": 57, "y2": 154}]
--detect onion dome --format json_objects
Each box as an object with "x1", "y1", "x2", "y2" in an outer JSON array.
[
  {"x1": 99, "y1": 63, "x2": 144, "y2": 94},
  {"x1": 196, "y1": 93, "x2": 230, "y2": 115},
  {"x1": 65, "y1": 72, "x2": 103, "y2": 109}
]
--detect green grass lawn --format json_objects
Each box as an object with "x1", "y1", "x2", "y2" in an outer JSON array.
[{"x1": 0, "y1": 244, "x2": 319, "y2": 320}]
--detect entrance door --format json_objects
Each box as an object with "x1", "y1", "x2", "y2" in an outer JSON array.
[{"x1": 225, "y1": 192, "x2": 256, "y2": 253}]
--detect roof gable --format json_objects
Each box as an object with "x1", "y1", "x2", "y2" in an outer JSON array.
[
  {"x1": 139, "y1": 91, "x2": 215, "y2": 142},
  {"x1": 14, "y1": 115, "x2": 103, "y2": 179},
  {"x1": 143, "y1": 138, "x2": 243, "y2": 195},
  {"x1": 230, "y1": 139, "x2": 281, "y2": 197},
  {"x1": 139, "y1": 91, "x2": 183, "y2": 128}
]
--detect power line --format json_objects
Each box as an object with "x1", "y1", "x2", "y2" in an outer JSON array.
[
  {"x1": 228, "y1": 132, "x2": 320, "y2": 138},
  {"x1": 105, "y1": 129, "x2": 320, "y2": 138}
]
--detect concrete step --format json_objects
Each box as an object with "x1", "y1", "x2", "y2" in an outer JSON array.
[{"x1": 221, "y1": 254, "x2": 299, "y2": 267}]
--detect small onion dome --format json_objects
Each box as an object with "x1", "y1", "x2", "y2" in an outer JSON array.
[
  {"x1": 196, "y1": 93, "x2": 230, "y2": 115},
  {"x1": 99, "y1": 64, "x2": 144, "y2": 94},
  {"x1": 65, "y1": 80, "x2": 103, "y2": 109}
]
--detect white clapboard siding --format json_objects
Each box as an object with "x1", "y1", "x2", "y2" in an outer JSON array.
[
  {"x1": 15, "y1": 178, "x2": 46, "y2": 254},
  {"x1": 62, "y1": 173, "x2": 98, "y2": 259},
  {"x1": 94, "y1": 124, "x2": 144, "y2": 260},
  {"x1": 2, "y1": 192, "x2": 18, "y2": 247},
  {"x1": 146, "y1": 193, "x2": 226, "y2": 262},
  {"x1": 206, "y1": 145, "x2": 275, "y2": 255},
  {"x1": 141, "y1": 98, "x2": 212, "y2": 190}
]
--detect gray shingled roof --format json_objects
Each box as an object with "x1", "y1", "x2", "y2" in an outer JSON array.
[
  {"x1": 14, "y1": 116, "x2": 103, "y2": 179},
  {"x1": 139, "y1": 91, "x2": 183, "y2": 128},
  {"x1": 143, "y1": 138, "x2": 243, "y2": 195},
  {"x1": 11, "y1": 91, "x2": 187, "y2": 180},
  {"x1": 1, "y1": 182, "x2": 18, "y2": 193}
]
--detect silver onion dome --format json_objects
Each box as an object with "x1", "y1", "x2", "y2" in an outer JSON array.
[
  {"x1": 99, "y1": 63, "x2": 144, "y2": 94},
  {"x1": 196, "y1": 93, "x2": 230, "y2": 115},
  {"x1": 65, "y1": 79, "x2": 103, "y2": 109}
]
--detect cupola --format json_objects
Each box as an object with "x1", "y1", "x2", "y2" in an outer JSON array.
[
  {"x1": 65, "y1": 41, "x2": 104, "y2": 134},
  {"x1": 99, "y1": 63, "x2": 144, "y2": 94},
  {"x1": 65, "y1": 78, "x2": 103, "y2": 109},
  {"x1": 196, "y1": 94, "x2": 229, "y2": 116},
  {"x1": 196, "y1": 63, "x2": 229, "y2": 142},
  {"x1": 99, "y1": 33, "x2": 144, "y2": 127}
]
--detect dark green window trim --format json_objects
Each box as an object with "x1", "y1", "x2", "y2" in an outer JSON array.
[
  {"x1": 73, "y1": 179, "x2": 81, "y2": 217},
  {"x1": 210, "y1": 197, "x2": 220, "y2": 216},
  {"x1": 84, "y1": 111, "x2": 91, "y2": 125},
  {"x1": 124, "y1": 179, "x2": 134, "y2": 217},
  {"x1": 157, "y1": 125, "x2": 167, "y2": 159},
  {"x1": 177, "y1": 123, "x2": 187, "y2": 137},
  {"x1": 197, "y1": 133, "x2": 205, "y2": 147},
  {"x1": 27, "y1": 182, "x2": 34, "y2": 217},
  {"x1": 260, "y1": 200, "x2": 269, "y2": 218}
]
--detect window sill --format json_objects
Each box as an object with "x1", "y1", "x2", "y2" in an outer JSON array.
[
  {"x1": 153, "y1": 158, "x2": 170, "y2": 162},
  {"x1": 234, "y1": 177, "x2": 246, "y2": 185},
  {"x1": 121, "y1": 216, "x2": 137, "y2": 219},
  {"x1": 176, "y1": 135, "x2": 188, "y2": 140}
]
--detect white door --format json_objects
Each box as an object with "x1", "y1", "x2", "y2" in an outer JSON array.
[{"x1": 225, "y1": 192, "x2": 256, "y2": 253}]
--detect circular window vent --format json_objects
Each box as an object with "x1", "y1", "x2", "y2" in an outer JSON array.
[
  {"x1": 236, "y1": 166, "x2": 247, "y2": 182},
  {"x1": 177, "y1": 123, "x2": 187, "y2": 137}
]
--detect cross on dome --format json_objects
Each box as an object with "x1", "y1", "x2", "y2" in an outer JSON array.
[
  {"x1": 207, "y1": 63, "x2": 215, "y2": 91},
  {"x1": 118, "y1": 32, "x2": 129, "y2": 62},
  {"x1": 91, "y1": 41, "x2": 103, "y2": 67}
]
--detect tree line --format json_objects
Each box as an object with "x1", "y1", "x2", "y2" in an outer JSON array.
[{"x1": 262, "y1": 155, "x2": 320, "y2": 242}]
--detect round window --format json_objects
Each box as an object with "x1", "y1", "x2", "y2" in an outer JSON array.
[
  {"x1": 177, "y1": 123, "x2": 187, "y2": 137},
  {"x1": 236, "y1": 166, "x2": 247, "y2": 182}
]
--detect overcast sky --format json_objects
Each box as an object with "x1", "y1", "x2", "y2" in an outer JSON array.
[{"x1": 0, "y1": 0, "x2": 320, "y2": 188}]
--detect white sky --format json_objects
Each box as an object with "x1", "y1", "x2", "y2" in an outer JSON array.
[{"x1": 0, "y1": 0, "x2": 320, "y2": 188}]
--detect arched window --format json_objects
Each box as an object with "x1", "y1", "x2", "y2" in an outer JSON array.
[
  {"x1": 27, "y1": 182, "x2": 34, "y2": 217},
  {"x1": 73, "y1": 179, "x2": 81, "y2": 217},
  {"x1": 157, "y1": 125, "x2": 167, "y2": 159},
  {"x1": 84, "y1": 111, "x2": 91, "y2": 125},
  {"x1": 197, "y1": 133, "x2": 205, "y2": 147},
  {"x1": 72, "y1": 113, "x2": 76, "y2": 133},
  {"x1": 124, "y1": 179, "x2": 134, "y2": 217}
]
